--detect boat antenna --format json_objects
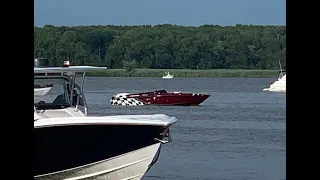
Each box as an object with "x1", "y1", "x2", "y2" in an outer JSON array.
[{"x1": 278, "y1": 59, "x2": 283, "y2": 77}]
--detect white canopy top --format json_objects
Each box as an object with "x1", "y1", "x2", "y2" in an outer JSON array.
[{"x1": 34, "y1": 66, "x2": 107, "y2": 74}]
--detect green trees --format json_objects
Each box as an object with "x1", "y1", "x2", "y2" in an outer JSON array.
[{"x1": 34, "y1": 24, "x2": 286, "y2": 69}]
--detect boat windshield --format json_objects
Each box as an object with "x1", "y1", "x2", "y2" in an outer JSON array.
[{"x1": 34, "y1": 78, "x2": 70, "y2": 109}]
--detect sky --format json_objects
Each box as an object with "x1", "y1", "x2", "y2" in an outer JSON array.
[{"x1": 34, "y1": 0, "x2": 286, "y2": 27}]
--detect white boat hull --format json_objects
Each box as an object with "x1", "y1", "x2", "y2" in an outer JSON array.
[
  {"x1": 263, "y1": 74, "x2": 286, "y2": 93},
  {"x1": 34, "y1": 143, "x2": 161, "y2": 180},
  {"x1": 263, "y1": 87, "x2": 286, "y2": 93},
  {"x1": 162, "y1": 72, "x2": 173, "y2": 79},
  {"x1": 34, "y1": 87, "x2": 52, "y2": 96}
]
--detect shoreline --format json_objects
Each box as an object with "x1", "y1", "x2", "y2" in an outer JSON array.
[{"x1": 87, "y1": 69, "x2": 279, "y2": 78}]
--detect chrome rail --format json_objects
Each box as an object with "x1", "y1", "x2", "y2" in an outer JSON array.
[{"x1": 154, "y1": 127, "x2": 172, "y2": 144}]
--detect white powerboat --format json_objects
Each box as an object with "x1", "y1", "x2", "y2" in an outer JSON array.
[
  {"x1": 263, "y1": 72, "x2": 286, "y2": 93},
  {"x1": 263, "y1": 60, "x2": 286, "y2": 93},
  {"x1": 34, "y1": 59, "x2": 178, "y2": 180},
  {"x1": 162, "y1": 72, "x2": 173, "y2": 79}
]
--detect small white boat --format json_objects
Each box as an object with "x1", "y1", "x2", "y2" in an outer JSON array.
[
  {"x1": 263, "y1": 61, "x2": 286, "y2": 93},
  {"x1": 162, "y1": 72, "x2": 174, "y2": 79},
  {"x1": 263, "y1": 73, "x2": 286, "y2": 93}
]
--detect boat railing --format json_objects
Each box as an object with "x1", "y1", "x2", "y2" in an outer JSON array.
[
  {"x1": 74, "y1": 92, "x2": 88, "y2": 115},
  {"x1": 65, "y1": 72, "x2": 88, "y2": 115},
  {"x1": 34, "y1": 65, "x2": 107, "y2": 116},
  {"x1": 34, "y1": 73, "x2": 89, "y2": 115},
  {"x1": 154, "y1": 127, "x2": 172, "y2": 144}
]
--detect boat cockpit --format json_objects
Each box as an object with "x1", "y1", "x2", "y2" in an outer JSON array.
[
  {"x1": 34, "y1": 58, "x2": 107, "y2": 116},
  {"x1": 34, "y1": 73, "x2": 88, "y2": 115}
]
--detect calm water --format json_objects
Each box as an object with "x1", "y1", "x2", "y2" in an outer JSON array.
[{"x1": 83, "y1": 77, "x2": 286, "y2": 180}]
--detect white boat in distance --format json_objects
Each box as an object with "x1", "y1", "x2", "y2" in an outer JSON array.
[
  {"x1": 263, "y1": 61, "x2": 286, "y2": 93},
  {"x1": 162, "y1": 72, "x2": 174, "y2": 79},
  {"x1": 34, "y1": 60, "x2": 178, "y2": 180},
  {"x1": 263, "y1": 73, "x2": 286, "y2": 93}
]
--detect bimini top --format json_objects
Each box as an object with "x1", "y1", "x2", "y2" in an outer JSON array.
[{"x1": 34, "y1": 66, "x2": 107, "y2": 74}]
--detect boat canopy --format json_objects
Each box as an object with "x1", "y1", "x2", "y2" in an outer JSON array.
[
  {"x1": 34, "y1": 66, "x2": 106, "y2": 115},
  {"x1": 34, "y1": 66, "x2": 107, "y2": 74}
]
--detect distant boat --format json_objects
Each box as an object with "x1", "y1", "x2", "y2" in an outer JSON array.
[
  {"x1": 162, "y1": 72, "x2": 173, "y2": 79},
  {"x1": 263, "y1": 60, "x2": 286, "y2": 93},
  {"x1": 263, "y1": 73, "x2": 286, "y2": 93}
]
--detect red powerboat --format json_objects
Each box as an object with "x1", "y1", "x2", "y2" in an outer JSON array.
[{"x1": 110, "y1": 90, "x2": 210, "y2": 106}]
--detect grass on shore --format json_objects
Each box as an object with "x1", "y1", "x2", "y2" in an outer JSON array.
[{"x1": 87, "y1": 69, "x2": 279, "y2": 78}]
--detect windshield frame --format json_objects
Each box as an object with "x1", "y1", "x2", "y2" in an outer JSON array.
[{"x1": 34, "y1": 74, "x2": 88, "y2": 114}]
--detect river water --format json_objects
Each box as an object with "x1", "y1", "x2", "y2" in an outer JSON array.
[{"x1": 83, "y1": 77, "x2": 286, "y2": 180}]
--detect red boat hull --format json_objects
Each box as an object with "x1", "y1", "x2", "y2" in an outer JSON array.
[{"x1": 111, "y1": 90, "x2": 210, "y2": 106}]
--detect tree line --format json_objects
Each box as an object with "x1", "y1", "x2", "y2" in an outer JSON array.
[{"x1": 34, "y1": 24, "x2": 286, "y2": 70}]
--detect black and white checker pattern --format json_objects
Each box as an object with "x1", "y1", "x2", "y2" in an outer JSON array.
[{"x1": 110, "y1": 93, "x2": 145, "y2": 106}]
